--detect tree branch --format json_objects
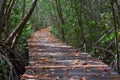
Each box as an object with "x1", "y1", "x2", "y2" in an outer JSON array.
[{"x1": 6, "y1": 0, "x2": 37, "y2": 45}]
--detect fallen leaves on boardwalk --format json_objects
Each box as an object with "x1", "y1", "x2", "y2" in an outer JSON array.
[{"x1": 21, "y1": 27, "x2": 120, "y2": 80}]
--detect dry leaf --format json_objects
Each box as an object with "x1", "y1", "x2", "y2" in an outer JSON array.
[
  {"x1": 40, "y1": 58, "x2": 46, "y2": 62},
  {"x1": 37, "y1": 73, "x2": 42, "y2": 79},
  {"x1": 73, "y1": 59, "x2": 79, "y2": 64},
  {"x1": 53, "y1": 76, "x2": 59, "y2": 80},
  {"x1": 97, "y1": 67, "x2": 104, "y2": 71},
  {"x1": 82, "y1": 62, "x2": 89, "y2": 65},
  {"x1": 93, "y1": 74, "x2": 99, "y2": 77},
  {"x1": 51, "y1": 71, "x2": 55, "y2": 74},
  {"x1": 25, "y1": 66, "x2": 34, "y2": 69},
  {"x1": 21, "y1": 74, "x2": 37, "y2": 79},
  {"x1": 64, "y1": 72, "x2": 69, "y2": 75},
  {"x1": 110, "y1": 76, "x2": 119, "y2": 80},
  {"x1": 41, "y1": 66, "x2": 49, "y2": 70},
  {"x1": 44, "y1": 74, "x2": 50, "y2": 78},
  {"x1": 80, "y1": 77, "x2": 87, "y2": 80}
]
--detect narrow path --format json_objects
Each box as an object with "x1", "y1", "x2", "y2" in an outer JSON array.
[{"x1": 21, "y1": 27, "x2": 120, "y2": 80}]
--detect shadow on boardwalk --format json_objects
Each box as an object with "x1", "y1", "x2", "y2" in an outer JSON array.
[{"x1": 21, "y1": 27, "x2": 120, "y2": 80}]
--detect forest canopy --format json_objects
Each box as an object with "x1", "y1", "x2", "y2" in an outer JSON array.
[{"x1": 0, "y1": 0, "x2": 120, "y2": 80}]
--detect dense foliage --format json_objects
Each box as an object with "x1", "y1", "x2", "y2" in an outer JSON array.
[
  {"x1": 52, "y1": 0, "x2": 120, "y2": 72},
  {"x1": 0, "y1": 0, "x2": 37, "y2": 79},
  {"x1": 29, "y1": 0, "x2": 120, "y2": 73},
  {"x1": 37, "y1": 0, "x2": 120, "y2": 73},
  {"x1": 0, "y1": 0, "x2": 120, "y2": 80}
]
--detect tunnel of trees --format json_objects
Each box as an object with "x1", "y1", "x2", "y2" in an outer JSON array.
[{"x1": 0, "y1": 0, "x2": 120, "y2": 80}]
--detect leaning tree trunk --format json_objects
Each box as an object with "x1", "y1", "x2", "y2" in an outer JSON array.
[
  {"x1": 6, "y1": 0, "x2": 37, "y2": 44},
  {"x1": 4, "y1": 0, "x2": 38, "y2": 77}
]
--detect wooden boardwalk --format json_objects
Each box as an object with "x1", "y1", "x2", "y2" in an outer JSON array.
[{"x1": 21, "y1": 27, "x2": 120, "y2": 80}]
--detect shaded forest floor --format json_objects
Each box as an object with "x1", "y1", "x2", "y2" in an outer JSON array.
[{"x1": 21, "y1": 27, "x2": 120, "y2": 80}]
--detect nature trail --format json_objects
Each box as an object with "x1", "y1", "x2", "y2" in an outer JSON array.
[{"x1": 21, "y1": 27, "x2": 120, "y2": 80}]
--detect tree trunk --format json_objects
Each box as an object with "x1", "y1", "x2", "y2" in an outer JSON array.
[
  {"x1": 0, "y1": 0, "x2": 6, "y2": 32},
  {"x1": 111, "y1": 0, "x2": 119, "y2": 72},
  {"x1": 55, "y1": 0, "x2": 65, "y2": 41},
  {"x1": 4, "y1": 0, "x2": 38, "y2": 76},
  {"x1": 73, "y1": 0, "x2": 87, "y2": 51},
  {"x1": 4, "y1": 0, "x2": 15, "y2": 37},
  {"x1": 114, "y1": 0, "x2": 120, "y2": 15}
]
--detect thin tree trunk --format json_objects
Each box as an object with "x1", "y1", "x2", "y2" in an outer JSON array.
[
  {"x1": 73, "y1": 0, "x2": 87, "y2": 51},
  {"x1": 4, "y1": 0, "x2": 15, "y2": 37},
  {"x1": 111, "y1": 0, "x2": 119, "y2": 72},
  {"x1": 0, "y1": 0, "x2": 6, "y2": 31},
  {"x1": 22, "y1": 0, "x2": 26, "y2": 17},
  {"x1": 114, "y1": 0, "x2": 120, "y2": 15},
  {"x1": 52, "y1": 0, "x2": 60, "y2": 34},
  {"x1": 55, "y1": 0, "x2": 65, "y2": 41}
]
